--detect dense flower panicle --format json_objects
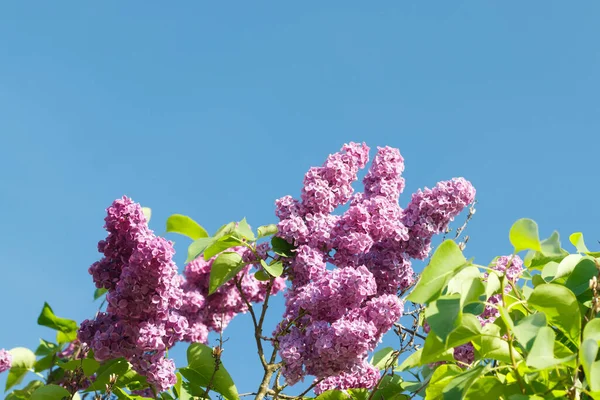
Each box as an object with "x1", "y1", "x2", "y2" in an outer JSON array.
[
  {"x1": 401, "y1": 178, "x2": 476, "y2": 259},
  {"x1": 453, "y1": 343, "x2": 475, "y2": 365},
  {"x1": 133, "y1": 353, "x2": 177, "y2": 393},
  {"x1": 0, "y1": 349, "x2": 12, "y2": 373},
  {"x1": 491, "y1": 255, "x2": 524, "y2": 283},
  {"x1": 314, "y1": 362, "x2": 380, "y2": 394},
  {"x1": 274, "y1": 142, "x2": 475, "y2": 391}
]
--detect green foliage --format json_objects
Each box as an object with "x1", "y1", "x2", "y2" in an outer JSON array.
[
  {"x1": 5, "y1": 348, "x2": 36, "y2": 391},
  {"x1": 37, "y1": 303, "x2": 78, "y2": 343},
  {"x1": 208, "y1": 251, "x2": 246, "y2": 294},
  {"x1": 166, "y1": 214, "x2": 209, "y2": 240},
  {"x1": 30, "y1": 384, "x2": 70, "y2": 400}
]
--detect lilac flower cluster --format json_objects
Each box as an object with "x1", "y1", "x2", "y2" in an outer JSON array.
[
  {"x1": 179, "y1": 246, "x2": 286, "y2": 343},
  {"x1": 80, "y1": 197, "x2": 184, "y2": 392},
  {"x1": 0, "y1": 349, "x2": 11, "y2": 373},
  {"x1": 453, "y1": 255, "x2": 524, "y2": 365},
  {"x1": 275, "y1": 143, "x2": 476, "y2": 392},
  {"x1": 81, "y1": 197, "x2": 287, "y2": 392}
]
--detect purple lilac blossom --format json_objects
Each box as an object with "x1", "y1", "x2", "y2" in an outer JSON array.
[
  {"x1": 0, "y1": 349, "x2": 11, "y2": 373},
  {"x1": 274, "y1": 143, "x2": 475, "y2": 391}
]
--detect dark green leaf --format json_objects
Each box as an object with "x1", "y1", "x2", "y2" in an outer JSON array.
[
  {"x1": 34, "y1": 354, "x2": 55, "y2": 373},
  {"x1": 166, "y1": 214, "x2": 209, "y2": 240},
  {"x1": 441, "y1": 365, "x2": 485, "y2": 400},
  {"x1": 34, "y1": 339, "x2": 58, "y2": 356},
  {"x1": 271, "y1": 236, "x2": 295, "y2": 258},
  {"x1": 85, "y1": 358, "x2": 131, "y2": 392},
  {"x1": 254, "y1": 269, "x2": 271, "y2": 281},
  {"x1": 59, "y1": 358, "x2": 100, "y2": 376},
  {"x1": 371, "y1": 375, "x2": 408, "y2": 400},
  {"x1": 564, "y1": 258, "x2": 597, "y2": 296},
  {"x1": 208, "y1": 252, "x2": 246, "y2": 294},
  {"x1": 407, "y1": 240, "x2": 467, "y2": 304},
  {"x1": 5, "y1": 380, "x2": 43, "y2": 400}
]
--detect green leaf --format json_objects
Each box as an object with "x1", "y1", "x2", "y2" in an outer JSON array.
[
  {"x1": 425, "y1": 364, "x2": 462, "y2": 400},
  {"x1": 509, "y1": 218, "x2": 541, "y2": 253},
  {"x1": 580, "y1": 338, "x2": 599, "y2": 389},
  {"x1": 214, "y1": 222, "x2": 236, "y2": 240},
  {"x1": 446, "y1": 266, "x2": 485, "y2": 307},
  {"x1": 583, "y1": 318, "x2": 600, "y2": 343},
  {"x1": 475, "y1": 323, "x2": 521, "y2": 364},
  {"x1": 271, "y1": 236, "x2": 295, "y2": 258},
  {"x1": 37, "y1": 303, "x2": 78, "y2": 343},
  {"x1": 5, "y1": 347, "x2": 36, "y2": 391},
  {"x1": 370, "y1": 375, "x2": 407, "y2": 400},
  {"x1": 235, "y1": 218, "x2": 255, "y2": 241},
  {"x1": 541, "y1": 261, "x2": 559, "y2": 282},
  {"x1": 425, "y1": 294, "x2": 462, "y2": 342},
  {"x1": 512, "y1": 313, "x2": 547, "y2": 353},
  {"x1": 166, "y1": 214, "x2": 209, "y2": 240},
  {"x1": 94, "y1": 287, "x2": 108, "y2": 300},
  {"x1": 85, "y1": 358, "x2": 131, "y2": 392},
  {"x1": 187, "y1": 237, "x2": 215, "y2": 263},
  {"x1": 208, "y1": 252, "x2": 246, "y2": 294},
  {"x1": 254, "y1": 269, "x2": 271, "y2": 281},
  {"x1": 260, "y1": 259, "x2": 283, "y2": 277},
  {"x1": 141, "y1": 207, "x2": 152, "y2": 223},
  {"x1": 526, "y1": 327, "x2": 573, "y2": 369},
  {"x1": 485, "y1": 272, "x2": 502, "y2": 299},
  {"x1": 591, "y1": 361, "x2": 600, "y2": 392},
  {"x1": 30, "y1": 384, "x2": 70, "y2": 400},
  {"x1": 34, "y1": 354, "x2": 55, "y2": 373},
  {"x1": 184, "y1": 343, "x2": 239, "y2": 400},
  {"x1": 174, "y1": 372, "x2": 192, "y2": 400},
  {"x1": 59, "y1": 358, "x2": 100, "y2": 376},
  {"x1": 371, "y1": 347, "x2": 397, "y2": 370},
  {"x1": 407, "y1": 240, "x2": 467, "y2": 304},
  {"x1": 34, "y1": 339, "x2": 58, "y2": 356},
  {"x1": 553, "y1": 254, "x2": 583, "y2": 281},
  {"x1": 463, "y1": 377, "x2": 504, "y2": 400},
  {"x1": 419, "y1": 314, "x2": 481, "y2": 366},
  {"x1": 528, "y1": 284, "x2": 581, "y2": 346},
  {"x1": 347, "y1": 388, "x2": 368, "y2": 400},
  {"x1": 540, "y1": 231, "x2": 565, "y2": 258},
  {"x1": 315, "y1": 390, "x2": 350, "y2": 400},
  {"x1": 203, "y1": 237, "x2": 242, "y2": 260},
  {"x1": 441, "y1": 365, "x2": 485, "y2": 400},
  {"x1": 257, "y1": 224, "x2": 278, "y2": 239},
  {"x1": 5, "y1": 380, "x2": 43, "y2": 400},
  {"x1": 564, "y1": 258, "x2": 598, "y2": 296},
  {"x1": 570, "y1": 232, "x2": 591, "y2": 253}
]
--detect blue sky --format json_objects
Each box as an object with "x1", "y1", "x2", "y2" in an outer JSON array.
[{"x1": 0, "y1": 1, "x2": 599, "y2": 396}]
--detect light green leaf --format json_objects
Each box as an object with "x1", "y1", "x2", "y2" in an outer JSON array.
[
  {"x1": 528, "y1": 284, "x2": 581, "y2": 346},
  {"x1": 315, "y1": 390, "x2": 350, "y2": 400},
  {"x1": 591, "y1": 361, "x2": 600, "y2": 392},
  {"x1": 512, "y1": 313, "x2": 546, "y2": 353},
  {"x1": 425, "y1": 294, "x2": 462, "y2": 342},
  {"x1": 407, "y1": 240, "x2": 467, "y2": 304},
  {"x1": 260, "y1": 259, "x2": 283, "y2": 277},
  {"x1": 475, "y1": 323, "x2": 521, "y2": 364},
  {"x1": 370, "y1": 375, "x2": 408, "y2": 400},
  {"x1": 5, "y1": 380, "x2": 43, "y2": 400},
  {"x1": 419, "y1": 314, "x2": 481, "y2": 366},
  {"x1": 425, "y1": 364, "x2": 462, "y2": 400},
  {"x1": 209, "y1": 252, "x2": 246, "y2": 294},
  {"x1": 94, "y1": 287, "x2": 108, "y2": 300},
  {"x1": 540, "y1": 231, "x2": 565, "y2": 258},
  {"x1": 235, "y1": 218, "x2": 255, "y2": 241},
  {"x1": 485, "y1": 272, "x2": 502, "y2": 299},
  {"x1": 183, "y1": 343, "x2": 239, "y2": 400},
  {"x1": 463, "y1": 377, "x2": 504, "y2": 400},
  {"x1": 509, "y1": 218, "x2": 541, "y2": 253},
  {"x1": 257, "y1": 224, "x2": 278, "y2": 239},
  {"x1": 584, "y1": 318, "x2": 600, "y2": 343},
  {"x1": 34, "y1": 339, "x2": 58, "y2": 356},
  {"x1": 580, "y1": 338, "x2": 599, "y2": 389},
  {"x1": 203, "y1": 237, "x2": 242, "y2": 260},
  {"x1": 37, "y1": 303, "x2": 78, "y2": 342},
  {"x1": 570, "y1": 232, "x2": 591, "y2": 253},
  {"x1": 541, "y1": 261, "x2": 559, "y2": 282},
  {"x1": 5, "y1": 348, "x2": 36, "y2": 391},
  {"x1": 30, "y1": 384, "x2": 70, "y2": 400},
  {"x1": 141, "y1": 207, "x2": 152, "y2": 223},
  {"x1": 166, "y1": 214, "x2": 209, "y2": 240},
  {"x1": 446, "y1": 266, "x2": 485, "y2": 307},
  {"x1": 526, "y1": 327, "x2": 573, "y2": 369},
  {"x1": 187, "y1": 237, "x2": 215, "y2": 263},
  {"x1": 371, "y1": 347, "x2": 398, "y2": 370},
  {"x1": 554, "y1": 254, "x2": 583, "y2": 281},
  {"x1": 174, "y1": 372, "x2": 192, "y2": 400}
]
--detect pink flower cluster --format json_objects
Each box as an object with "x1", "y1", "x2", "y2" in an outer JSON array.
[
  {"x1": 275, "y1": 143, "x2": 475, "y2": 392},
  {"x1": 81, "y1": 197, "x2": 287, "y2": 392},
  {"x1": 0, "y1": 349, "x2": 11, "y2": 373},
  {"x1": 452, "y1": 255, "x2": 523, "y2": 365},
  {"x1": 179, "y1": 246, "x2": 286, "y2": 343},
  {"x1": 80, "y1": 197, "x2": 183, "y2": 392}
]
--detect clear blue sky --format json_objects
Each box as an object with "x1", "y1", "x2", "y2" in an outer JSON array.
[{"x1": 1, "y1": 1, "x2": 599, "y2": 395}]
